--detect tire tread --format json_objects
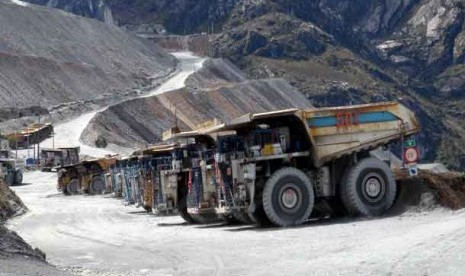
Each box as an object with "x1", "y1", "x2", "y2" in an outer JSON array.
[
  {"x1": 340, "y1": 157, "x2": 396, "y2": 216},
  {"x1": 263, "y1": 167, "x2": 314, "y2": 227}
]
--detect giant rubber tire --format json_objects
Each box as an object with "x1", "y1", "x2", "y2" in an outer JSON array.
[
  {"x1": 4, "y1": 172, "x2": 14, "y2": 186},
  {"x1": 262, "y1": 167, "x2": 314, "y2": 227},
  {"x1": 177, "y1": 196, "x2": 196, "y2": 224},
  {"x1": 340, "y1": 157, "x2": 396, "y2": 217},
  {"x1": 14, "y1": 170, "x2": 23, "y2": 185},
  {"x1": 67, "y1": 178, "x2": 79, "y2": 195},
  {"x1": 90, "y1": 176, "x2": 104, "y2": 195}
]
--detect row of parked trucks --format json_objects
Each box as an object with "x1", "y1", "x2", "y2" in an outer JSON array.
[{"x1": 57, "y1": 102, "x2": 420, "y2": 227}]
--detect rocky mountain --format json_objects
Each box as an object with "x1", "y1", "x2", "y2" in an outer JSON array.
[
  {"x1": 19, "y1": 0, "x2": 465, "y2": 169},
  {"x1": 0, "y1": 0, "x2": 176, "y2": 123}
]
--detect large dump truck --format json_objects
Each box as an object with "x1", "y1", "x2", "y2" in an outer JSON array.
[
  {"x1": 126, "y1": 147, "x2": 171, "y2": 212},
  {"x1": 41, "y1": 146, "x2": 80, "y2": 172},
  {"x1": 41, "y1": 149, "x2": 63, "y2": 172},
  {"x1": 107, "y1": 157, "x2": 127, "y2": 198},
  {"x1": 162, "y1": 130, "x2": 220, "y2": 223},
  {"x1": 58, "y1": 156, "x2": 117, "y2": 195},
  {"x1": 142, "y1": 144, "x2": 187, "y2": 217},
  {"x1": 190, "y1": 101, "x2": 419, "y2": 226}
]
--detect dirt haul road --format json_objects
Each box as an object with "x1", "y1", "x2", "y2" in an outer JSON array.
[
  {"x1": 6, "y1": 171, "x2": 465, "y2": 276},
  {"x1": 15, "y1": 52, "x2": 206, "y2": 159}
]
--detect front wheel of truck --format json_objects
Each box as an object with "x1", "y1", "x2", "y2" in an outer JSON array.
[
  {"x1": 262, "y1": 167, "x2": 314, "y2": 227},
  {"x1": 340, "y1": 157, "x2": 396, "y2": 216},
  {"x1": 90, "y1": 176, "x2": 104, "y2": 195}
]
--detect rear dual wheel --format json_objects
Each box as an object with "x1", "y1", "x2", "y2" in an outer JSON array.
[
  {"x1": 66, "y1": 178, "x2": 79, "y2": 195},
  {"x1": 90, "y1": 176, "x2": 104, "y2": 195},
  {"x1": 340, "y1": 157, "x2": 396, "y2": 216}
]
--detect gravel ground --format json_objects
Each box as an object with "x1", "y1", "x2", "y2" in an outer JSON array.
[{"x1": 0, "y1": 255, "x2": 72, "y2": 276}]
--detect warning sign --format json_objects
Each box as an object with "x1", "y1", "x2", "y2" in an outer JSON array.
[{"x1": 404, "y1": 147, "x2": 419, "y2": 164}]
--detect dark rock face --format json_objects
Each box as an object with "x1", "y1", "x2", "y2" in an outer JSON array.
[
  {"x1": 25, "y1": 0, "x2": 239, "y2": 34},
  {"x1": 211, "y1": 13, "x2": 334, "y2": 61},
  {"x1": 22, "y1": 0, "x2": 465, "y2": 85}
]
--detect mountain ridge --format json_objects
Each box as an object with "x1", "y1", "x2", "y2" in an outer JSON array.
[{"x1": 17, "y1": 0, "x2": 465, "y2": 169}]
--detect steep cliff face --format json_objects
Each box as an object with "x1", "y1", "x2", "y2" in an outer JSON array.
[{"x1": 25, "y1": 0, "x2": 238, "y2": 34}]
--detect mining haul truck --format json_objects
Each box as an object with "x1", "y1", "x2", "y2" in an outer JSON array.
[
  {"x1": 58, "y1": 157, "x2": 117, "y2": 195},
  {"x1": 190, "y1": 101, "x2": 419, "y2": 227},
  {"x1": 108, "y1": 158, "x2": 127, "y2": 198},
  {"x1": 129, "y1": 147, "x2": 174, "y2": 213},
  {"x1": 162, "y1": 130, "x2": 220, "y2": 224},
  {"x1": 140, "y1": 144, "x2": 188, "y2": 218}
]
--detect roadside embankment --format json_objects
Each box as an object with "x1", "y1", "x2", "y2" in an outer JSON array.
[{"x1": 0, "y1": 179, "x2": 71, "y2": 275}]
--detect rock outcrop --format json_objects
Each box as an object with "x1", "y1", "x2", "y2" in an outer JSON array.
[
  {"x1": 0, "y1": 178, "x2": 40, "y2": 260},
  {"x1": 0, "y1": 178, "x2": 70, "y2": 275},
  {"x1": 0, "y1": 179, "x2": 26, "y2": 222}
]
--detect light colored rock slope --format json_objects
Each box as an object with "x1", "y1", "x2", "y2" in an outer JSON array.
[
  {"x1": 0, "y1": 0, "x2": 176, "y2": 109},
  {"x1": 81, "y1": 58, "x2": 312, "y2": 150}
]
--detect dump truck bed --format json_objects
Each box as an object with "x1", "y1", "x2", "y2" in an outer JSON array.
[
  {"x1": 304, "y1": 101, "x2": 419, "y2": 166},
  {"x1": 196, "y1": 101, "x2": 419, "y2": 167}
]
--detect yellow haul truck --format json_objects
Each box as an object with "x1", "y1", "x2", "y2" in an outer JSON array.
[
  {"x1": 193, "y1": 102, "x2": 419, "y2": 227},
  {"x1": 58, "y1": 157, "x2": 117, "y2": 195}
]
